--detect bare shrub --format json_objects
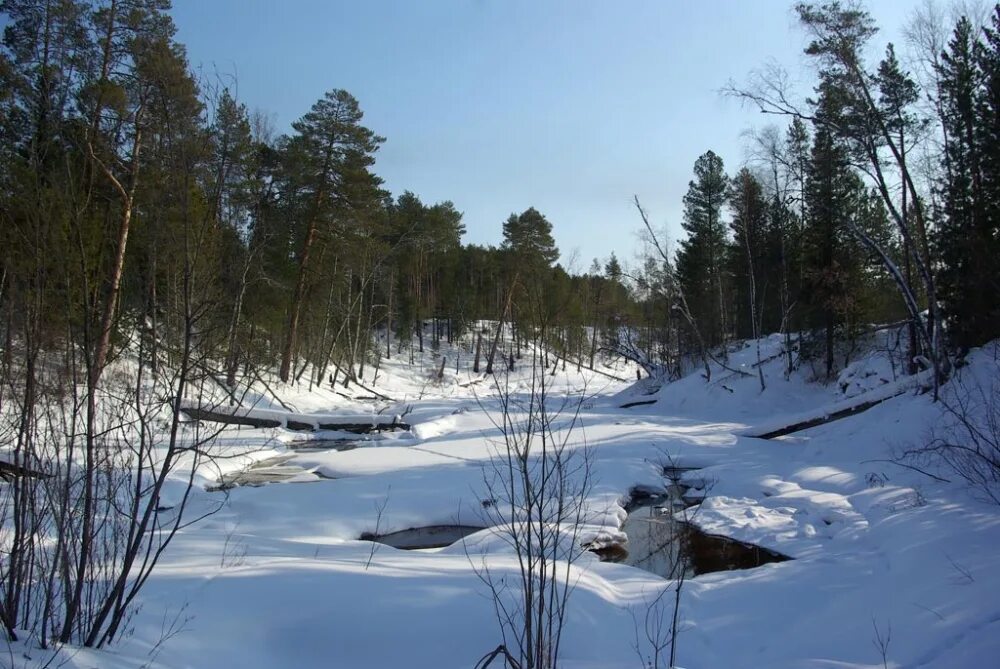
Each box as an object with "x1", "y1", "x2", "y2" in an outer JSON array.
[
  {"x1": 628, "y1": 456, "x2": 712, "y2": 669},
  {"x1": 472, "y1": 350, "x2": 593, "y2": 669},
  {"x1": 905, "y1": 359, "x2": 1000, "y2": 504},
  {"x1": 0, "y1": 292, "x2": 244, "y2": 651}
]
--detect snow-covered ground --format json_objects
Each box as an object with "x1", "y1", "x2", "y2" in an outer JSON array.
[{"x1": 10, "y1": 336, "x2": 1000, "y2": 668}]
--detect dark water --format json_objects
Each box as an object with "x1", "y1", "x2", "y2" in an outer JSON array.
[
  {"x1": 355, "y1": 495, "x2": 789, "y2": 577},
  {"x1": 286, "y1": 438, "x2": 362, "y2": 453},
  {"x1": 617, "y1": 502, "x2": 688, "y2": 577},
  {"x1": 601, "y1": 498, "x2": 791, "y2": 578},
  {"x1": 360, "y1": 525, "x2": 485, "y2": 549}
]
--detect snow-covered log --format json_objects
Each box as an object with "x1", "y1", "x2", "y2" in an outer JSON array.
[
  {"x1": 741, "y1": 370, "x2": 933, "y2": 439},
  {"x1": 179, "y1": 402, "x2": 410, "y2": 433}
]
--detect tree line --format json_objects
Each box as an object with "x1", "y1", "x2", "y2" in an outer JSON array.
[
  {"x1": 0, "y1": 0, "x2": 640, "y2": 394},
  {"x1": 630, "y1": 1, "x2": 1000, "y2": 386},
  {"x1": 0, "y1": 0, "x2": 632, "y2": 647}
]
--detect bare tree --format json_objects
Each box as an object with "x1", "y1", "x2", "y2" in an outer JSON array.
[
  {"x1": 0, "y1": 103, "x2": 238, "y2": 649},
  {"x1": 0, "y1": 323, "x2": 234, "y2": 649},
  {"x1": 871, "y1": 616, "x2": 892, "y2": 669},
  {"x1": 472, "y1": 347, "x2": 593, "y2": 669},
  {"x1": 745, "y1": 125, "x2": 801, "y2": 378},
  {"x1": 632, "y1": 197, "x2": 712, "y2": 382}
]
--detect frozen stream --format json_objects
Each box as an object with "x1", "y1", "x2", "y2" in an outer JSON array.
[
  {"x1": 208, "y1": 438, "x2": 361, "y2": 490},
  {"x1": 209, "y1": 443, "x2": 790, "y2": 579},
  {"x1": 612, "y1": 498, "x2": 791, "y2": 578}
]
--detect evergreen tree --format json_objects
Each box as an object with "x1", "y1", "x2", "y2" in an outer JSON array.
[
  {"x1": 205, "y1": 89, "x2": 261, "y2": 384},
  {"x1": 978, "y1": 6, "x2": 1000, "y2": 220},
  {"x1": 801, "y1": 86, "x2": 862, "y2": 379},
  {"x1": 936, "y1": 15, "x2": 998, "y2": 349},
  {"x1": 794, "y1": 1, "x2": 944, "y2": 385},
  {"x1": 487, "y1": 207, "x2": 559, "y2": 371},
  {"x1": 676, "y1": 150, "x2": 730, "y2": 347},
  {"x1": 209, "y1": 88, "x2": 255, "y2": 229},
  {"x1": 278, "y1": 89, "x2": 384, "y2": 381},
  {"x1": 876, "y1": 42, "x2": 924, "y2": 370},
  {"x1": 728, "y1": 168, "x2": 769, "y2": 340},
  {"x1": 763, "y1": 193, "x2": 800, "y2": 338},
  {"x1": 389, "y1": 192, "x2": 464, "y2": 352},
  {"x1": 501, "y1": 207, "x2": 559, "y2": 269},
  {"x1": 604, "y1": 253, "x2": 623, "y2": 282}
]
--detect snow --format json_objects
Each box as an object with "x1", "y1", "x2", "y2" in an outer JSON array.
[
  {"x1": 6, "y1": 337, "x2": 1000, "y2": 668},
  {"x1": 739, "y1": 367, "x2": 933, "y2": 438}
]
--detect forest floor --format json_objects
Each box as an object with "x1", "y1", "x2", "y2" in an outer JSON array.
[{"x1": 10, "y1": 335, "x2": 1000, "y2": 669}]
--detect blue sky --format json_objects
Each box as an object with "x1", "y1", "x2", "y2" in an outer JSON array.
[{"x1": 170, "y1": 0, "x2": 916, "y2": 271}]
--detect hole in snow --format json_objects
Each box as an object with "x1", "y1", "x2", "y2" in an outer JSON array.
[
  {"x1": 594, "y1": 486, "x2": 791, "y2": 578},
  {"x1": 359, "y1": 525, "x2": 485, "y2": 550}
]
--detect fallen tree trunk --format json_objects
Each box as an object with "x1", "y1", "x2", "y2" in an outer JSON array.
[
  {"x1": 0, "y1": 460, "x2": 52, "y2": 481},
  {"x1": 742, "y1": 371, "x2": 931, "y2": 440},
  {"x1": 179, "y1": 404, "x2": 410, "y2": 434},
  {"x1": 619, "y1": 399, "x2": 658, "y2": 409},
  {"x1": 747, "y1": 394, "x2": 902, "y2": 439}
]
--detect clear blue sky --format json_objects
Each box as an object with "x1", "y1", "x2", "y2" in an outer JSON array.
[{"x1": 170, "y1": 0, "x2": 916, "y2": 272}]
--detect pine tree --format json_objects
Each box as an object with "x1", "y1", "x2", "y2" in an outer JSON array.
[
  {"x1": 207, "y1": 88, "x2": 259, "y2": 385},
  {"x1": 763, "y1": 193, "x2": 800, "y2": 338},
  {"x1": 794, "y1": 1, "x2": 944, "y2": 385},
  {"x1": 970, "y1": 6, "x2": 1000, "y2": 342},
  {"x1": 728, "y1": 168, "x2": 769, "y2": 341},
  {"x1": 278, "y1": 89, "x2": 384, "y2": 381},
  {"x1": 501, "y1": 207, "x2": 559, "y2": 269},
  {"x1": 936, "y1": 15, "x2": 997, "y2": 349},
  {"x1": 389, "y1": 192, "x2": 464, "y2": 352},
  {"x1": 485, "y1": 207, "x2": 559, "y2": 372},
  {"x1": 600, "y1": 252, "x2": 619, "y2": 279},
  {"x1": 876, "y1": 42, "x2": 924, "y2": 370},
  {"x1": 978, "y1": 6, "x2": 1000, "y2": 214},
  {"x1": 802, "y1": 85, "x2": 860, "y2": 379},
  {"x1": 676, "y1": 150, "x2": 730, "y2": 347},
  {"x1": 781, "y1": 117, "x2": 811, "y2": 363},
  {"x1": 209, "y1": 88, "x2": 255, "y2": 227}
]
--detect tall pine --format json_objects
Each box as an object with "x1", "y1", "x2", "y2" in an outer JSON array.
[
  {"x1": 728, "y1": 168, "x2": 769, "y2": 341},
  {"x1": 936, "y1": 15, "x2": 999, "y2": 349},
  {"x1": 802, "y1": 86, "x2": 859, "y2": 379},
  {"x1": 676, "y1": 150, "x2": 730, "y2": 347}
]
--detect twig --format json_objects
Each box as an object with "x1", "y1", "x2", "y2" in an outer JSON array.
[
  {"x1": 871, "y1": 616, "x2": 892, "y2": 669},
  {"x1": 365, "y1": 489, "x2": 390, "y2": 570},
  {"x1": 945, "y1": 553, "x2": 974, "y2": 583},
  {"x1": 862, "y1": 458, "x2": 951, "y2": 484}
]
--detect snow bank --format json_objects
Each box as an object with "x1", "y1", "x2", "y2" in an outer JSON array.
[{"x1": 16, "y1": 338, "x2": 999, "y2": 669}]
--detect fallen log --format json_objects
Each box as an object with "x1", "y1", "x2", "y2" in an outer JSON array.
[
  {"x1": 748, "y1": 394, "x2": 900, "y2": 439},
  {"x1": 742, "y1": 371, "x2": 931, "y2": 440},
  {"x1": 620, "y1": 399, "x2": 658, "y2": 409},
  {"x1": 0, "y1": 460, "x2": 52, "y2": 481},
  {"x1": 180, "y1": 406, "x2": 280, "y2": 429},
  {"x1": 316, "y1": 419, "x2": 410, "y2": 433},
  {"x1": 179, "y1": 404, "x2": 410, "y2": 434},
  {"x1": 583, "y1": 365, "x2": 631, "y2": 383}
]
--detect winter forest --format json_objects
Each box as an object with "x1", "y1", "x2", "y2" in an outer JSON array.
[{"x1": 1, "y1": 1, "x2": 999, "y2": 668}]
